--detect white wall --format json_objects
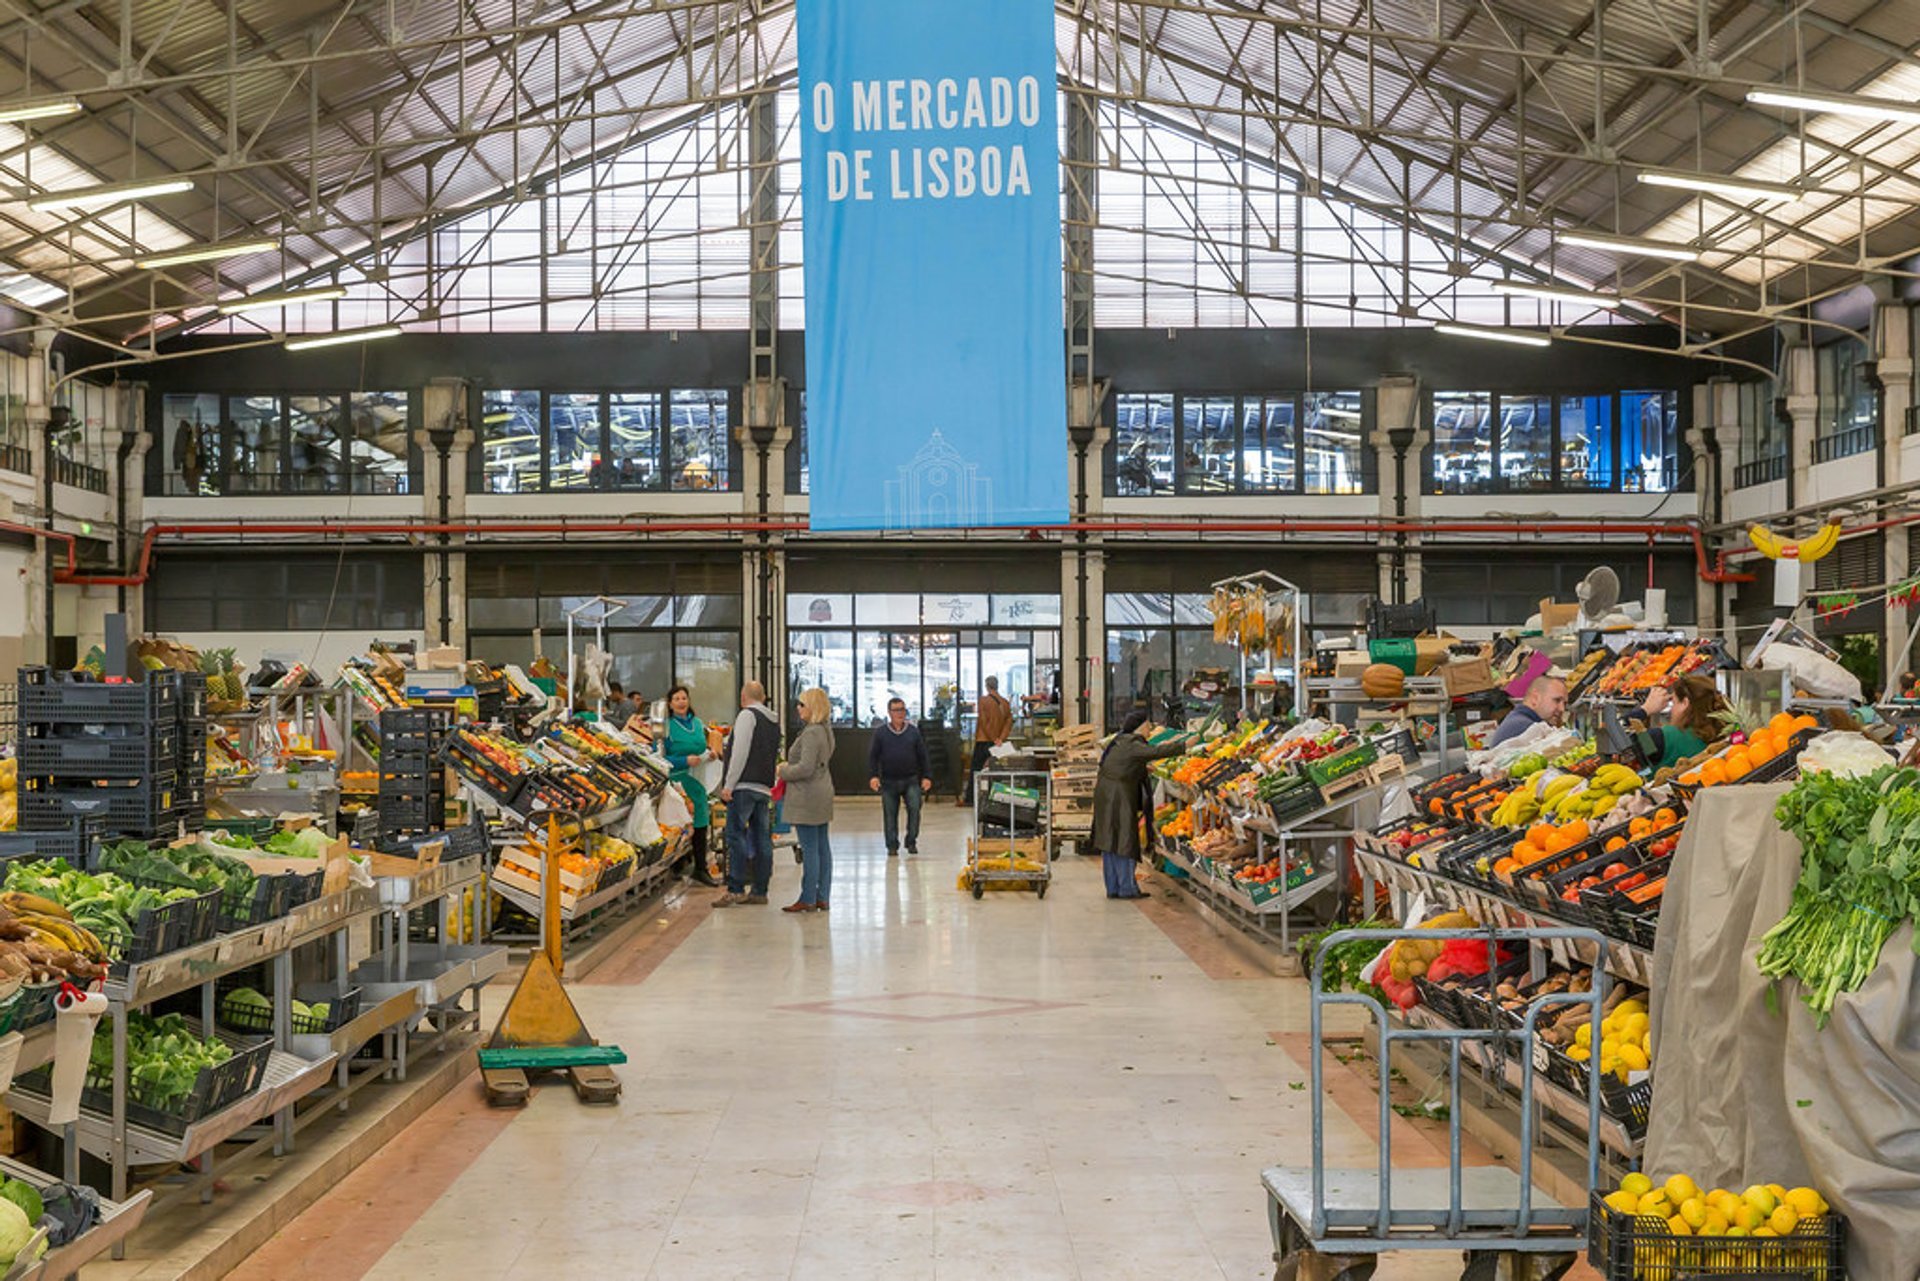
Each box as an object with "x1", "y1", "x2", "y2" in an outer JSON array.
[
  {"x1": 1728, "y1": 480, "x2": 1788, "y2": 525},
  {"x1": 1805, "y1": 453, "x2": 1876, "y2": 508}
]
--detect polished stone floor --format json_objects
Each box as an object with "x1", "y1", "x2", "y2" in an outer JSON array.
[{"x1": 228, "y1": 800, "x2": 1499, "y2": 1280}]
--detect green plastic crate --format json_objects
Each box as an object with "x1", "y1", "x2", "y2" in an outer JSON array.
[{"x1": 1367, "y1": 638, "x2": 1418, "y2": 674}]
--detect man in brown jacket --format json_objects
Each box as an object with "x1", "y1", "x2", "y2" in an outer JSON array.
[{"x1": 965, "y1": 675, "x2": 1013, "y2": 804}]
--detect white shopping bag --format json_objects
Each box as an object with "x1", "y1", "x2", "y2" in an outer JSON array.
[
  {"x1": 624, "y1": 795, "x2": 663, "y2": 847},
  {"x1": 657, "y1": 783, "x2": 694, "y2": 829}
]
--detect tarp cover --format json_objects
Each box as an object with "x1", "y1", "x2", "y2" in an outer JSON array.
[{"x1": 1645, "y1": 782, "x2": 1920, "y2": 1281}]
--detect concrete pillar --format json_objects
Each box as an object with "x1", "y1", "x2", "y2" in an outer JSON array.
[
  {"x1": 117, "y1": 382, "x2": 153, "y2": 636},
  {"x1": 419, "y1": 378, "x2": 470, "y2": 651},
  {"x1": 1875, "y1": 305, "x2": 1911, "y2": 679},
  {"x1": 1374, "y1": 375, "x2": 1425, "y2": 604},
  {"x1": 1785, "y1": 344, "x2": 1817, "y2": 505},
  {"x1": 1064, "y1": 547, "x2": 1107, "y2": 729},
  {"x1": 21, "y1": 333, "x2": 51, "y2": 664}
]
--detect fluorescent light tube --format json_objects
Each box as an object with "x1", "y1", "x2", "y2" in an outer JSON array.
[
  {"x1": 0, "y1": 98, "x2": 82, "y2": 125},
  {"x1": 217, "y1": 285, "x2": 349, "y2": 314},
  {"x1": 136, "y1": 238, "x2": 279, "y2": 270},
  {"x1": 1747, "y1": 87, "x2": 1920, "y2": 125},
  {"x1": 1558, "y1": 230, "x2": 1702, "y2": 262},
  {"x1": 1435, "y1": 323, "x2": 1552, "y2": 349},
  {"x1": 1490, "y1": 280, "x2": 1620, "y2": 308},
  {"x1": 26, "y1": 176, "x2": 193, "y2": 211},
  {"x1": 285, "y1": 324, "x2": 402, "y2": 352},
  {"x1": 1638, "y1": 168, "x2": 1803, "y2": 205}
]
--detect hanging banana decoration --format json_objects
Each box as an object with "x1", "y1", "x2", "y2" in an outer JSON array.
[{"x1": 1748, "y1": 519, "x2": 1843, "y2": 563}]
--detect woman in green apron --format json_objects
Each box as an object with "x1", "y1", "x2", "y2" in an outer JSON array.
[{"x1": 663, "y1": 685, "x2": 719, "y2": 885}]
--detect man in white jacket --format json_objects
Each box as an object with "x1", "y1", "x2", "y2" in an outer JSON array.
[{"x1": 714, "y1": 681, "x2": 781, "y2": 906}]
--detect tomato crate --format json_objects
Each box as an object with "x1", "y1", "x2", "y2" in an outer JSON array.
[{"x1": 1587, "y1": 1193, "x2": 1845, "y2": 1279}]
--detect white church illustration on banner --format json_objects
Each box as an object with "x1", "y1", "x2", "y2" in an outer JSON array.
[{"x1": 884, "y1": 431, "x2": 994, "y2": 529}]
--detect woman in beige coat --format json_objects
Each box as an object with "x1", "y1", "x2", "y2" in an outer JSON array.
[{"x1": 779, "y1": 688, "x2": 837, "y2": 912}]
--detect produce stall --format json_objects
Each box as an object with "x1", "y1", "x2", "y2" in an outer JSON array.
[
  {"x1": 1321, "y1": 691, "x2": 1920, "y2": 1276},
  {"x1": 1151, "y1": 716, "x2": 1414, "y2": 955}
]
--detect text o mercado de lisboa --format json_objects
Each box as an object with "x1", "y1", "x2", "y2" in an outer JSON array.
[{"x1": 810, "y1": 76, "x2": 1044, "y2": 203}]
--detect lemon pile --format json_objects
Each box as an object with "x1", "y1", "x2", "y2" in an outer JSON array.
[
  {"x1": 1603, "y1": 1172, "x2": 1834, "y2": 1275},
  {"x1": 1567, "y1": 997, "x2": 1651, "y2": 1082}
]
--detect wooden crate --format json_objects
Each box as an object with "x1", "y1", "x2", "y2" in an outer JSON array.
[{"x1": 970, "y1": 835, "x2": 1048, "y2": 860}]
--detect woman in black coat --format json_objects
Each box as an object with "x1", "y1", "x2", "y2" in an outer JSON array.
[{"x1": 1092, "y1": 711, "x2": 1190, "y2": 900}]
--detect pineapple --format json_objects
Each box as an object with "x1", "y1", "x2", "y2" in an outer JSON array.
[{"x1": 199, "y1": 647, "x2": 244, "y2": 702}]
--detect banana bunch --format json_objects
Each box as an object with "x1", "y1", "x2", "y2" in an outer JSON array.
[
  {"x1": 1492, "y1": 788, "x2": 1542, "y2": 827},
  {"x1": 1547, "y1": 763, "x2": 1644, "y2": 820},
  {"x1": 1749, "y1": 520, "x2": 1841, "y2": 563},
  {"x1": 0, "y1": 892, "x2": 109, "y2": 962}
]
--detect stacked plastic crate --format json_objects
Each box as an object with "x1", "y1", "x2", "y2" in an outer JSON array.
[
  {"x1": 15, "y1": 666, "x2": 202, "y2": 843},
  {"x1": 173, "y1": 671, "x2": 208, "y2": 833},
  {"x1": 377, "y1": 707, "x2": 450, "y2": 848}
]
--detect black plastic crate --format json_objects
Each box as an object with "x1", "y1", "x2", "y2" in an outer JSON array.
[
  {"x1": 19, "y1": 722, "x2": 181, "y2": 778},
  {"x1": 282, "y1": 867, "x2": 325, "y2": 909},
  {"x1": 216, "y1": 872, "x2": 299, "y2": 932},
  {"x1": 95, "y1": 884, "x2": 222, "y2": 966},
  {"x1": 1587, "y1": 1193, "x2": 1844, "y2": 1279},
  {"x1": 17, "y1": 666, "x2": 183, "y2": 726},
  {"x1": 0, "y1": 825, "x2": 98, "y2": 865},
  {"x1": 19, "y1": 778, "x2": 178, "y2": 837},
  {"x1": 375, "y1": 792, "x2": 445, "y2": 832},
  {"x1": 75, "y1": 1036, "x2": 271, "y2": 1138},
  {"x1": 216, "y1": 981, "x2": 362, "y2": 1036},
  {"x1": 438, "y1": 817, "x2": 491, "y2": 861},
  {"x1": 0, "y1": 983, "x2": 61, "y2": 1035}
]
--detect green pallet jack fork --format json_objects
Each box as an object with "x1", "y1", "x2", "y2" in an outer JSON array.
[{"x1": 482, "y1": 812, "x2": 626, "y2": 1106}]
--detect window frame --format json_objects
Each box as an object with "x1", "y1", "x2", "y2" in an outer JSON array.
[
  {"x1": 474, "y1": 387, "x2": 738, "y2": 494},
  {"x1": 1107, "y1": 390, "x2": 1372, "y2": 497},
  {"x1": 152, "y1": 390, "x2": 417, "y2": 496},
  {"x1": 1427, "y1": 388, "x2": 1682, "y2": 495}
]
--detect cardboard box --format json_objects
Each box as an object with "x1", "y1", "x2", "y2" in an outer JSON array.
[
  {"x1": 1414, "y1": 632, "x2": 1459, "y2": 675},
  {"x1": 1539, "y1": 598, "x2": 1581, "y2": 632},
  {"x1": 1441, "y1": 655, "x2": 1497, "y2": 697},
  {"x1": 1335, "y1": 651, "x2": 1373, "y2": 680},
  {"x1": 421, "y1": 646, "x2": 464, "y2": 671}
]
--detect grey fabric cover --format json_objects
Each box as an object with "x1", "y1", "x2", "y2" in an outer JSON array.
[{"x1": 1645, "y1": 782, "x2": 1920, "y2": 1281}]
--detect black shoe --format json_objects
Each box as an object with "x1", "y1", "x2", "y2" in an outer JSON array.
[
  {"x1": 905, "y1": 846, "x2": 918, "y2": 856},
  {"x1": 887, "y1": 848, "x2": 900, "y2": 858},
  {"x1": 691, "y1": 870, "x2": 718, "y2": 886}
]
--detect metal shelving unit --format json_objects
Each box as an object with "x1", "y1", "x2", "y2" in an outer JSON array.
[{"x1": 0, "y1": 882, "x2": 411, "y2": 1254}]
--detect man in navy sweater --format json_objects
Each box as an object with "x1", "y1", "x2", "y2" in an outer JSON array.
[{"x1": 868, "y1": 697, "x2": 932, "y2": 857}]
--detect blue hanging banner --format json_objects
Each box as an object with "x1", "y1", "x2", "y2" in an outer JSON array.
[{"x1": 795, "y1": 0, "x2": 1068, "y2": 532}]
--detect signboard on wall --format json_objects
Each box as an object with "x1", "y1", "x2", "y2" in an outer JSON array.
[{"x1": 795, "y1": 0, "x2": 1069, "y2": 532}]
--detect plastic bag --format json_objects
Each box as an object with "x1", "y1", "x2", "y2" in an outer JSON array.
[
  {"x1": 1759, "y1": 643, "x2": 1863, "y2": 703},
  {"x1": 1798, "y1": 730, "x2": 1895, "y2": 779},
  {"x1": 656, "y1": 784, "x2": 693, "y2": 829},
  {"x1": 623, "y1": 795, "x2": 662, "y2": 847}
]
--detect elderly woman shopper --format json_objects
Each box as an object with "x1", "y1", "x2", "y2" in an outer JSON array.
[
  {"x1": 1092, "y1": 711, "x2": 1189, "y2": 900},
  {"x1": 660, "y1": 685, "x2": 718, "y2": 886},
  {"x1": 779, "y1": 687, "x2": 837, "y2": 913}
]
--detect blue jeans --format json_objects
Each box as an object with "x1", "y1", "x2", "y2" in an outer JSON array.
[
  {"x1": 724, "y1": 790, "x2": 773, "y2": 895},
  {"x1": 879, "y1": 778, "x2": 923, "y2": 852},
  {"x1": 795, "y1": 822, "x2": 833, "y2": 905},
  {"x1": 1103, "y1": 852, "x2": 1144, "y2": 898}
]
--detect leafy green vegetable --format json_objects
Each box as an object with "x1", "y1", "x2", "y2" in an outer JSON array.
[
  {"x1": 87, "y1": 1011, "x2": 233, "y2": 1108},
  {"x1": 1760, "y1": 766, "x2": 1920, "y2": 1025},
  {"x1": 4, "y1": 859, "x2": 200, "y2": 944}
]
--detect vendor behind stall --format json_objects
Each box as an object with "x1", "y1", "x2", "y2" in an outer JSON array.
[
  {"x1": 1634, "y1": 673, "x2": 1727, "y2": 769},
  {"x1": 1486, "y1": 675, "x2": 1568, "y2": 747}
]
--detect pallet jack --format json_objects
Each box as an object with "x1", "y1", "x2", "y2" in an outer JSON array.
[{"x1": 479, "y1": 813, "x2": 626, "y2": 1105}]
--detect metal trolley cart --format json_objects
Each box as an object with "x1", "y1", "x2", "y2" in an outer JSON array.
[
  {"x1": 1265, "y1": 926, "x2": 1607, "y2": 1281},
  {"x1": 968, "y1": 769, "x2": 1052, "y2": 899}
]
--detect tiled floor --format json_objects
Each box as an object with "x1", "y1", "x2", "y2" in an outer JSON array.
[{"x1": 230, "y1": 800, "x2": 1505, "y2": 1280}]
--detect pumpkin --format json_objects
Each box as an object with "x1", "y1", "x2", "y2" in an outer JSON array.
[{"x1": 1361, "y1": 663, "x2": 1406, "y2": 699}]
